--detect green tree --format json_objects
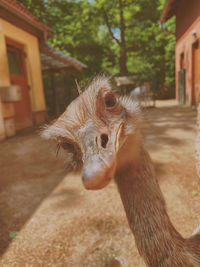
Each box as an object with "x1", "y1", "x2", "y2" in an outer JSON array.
[{"x1": 19, "y1": 0, "x2": 175, "y2": 93}]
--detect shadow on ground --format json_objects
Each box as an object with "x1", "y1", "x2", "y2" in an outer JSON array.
[
  {"x1": 0, "y1": 130, "x2": 69, "y2": 255},
  {"x1": 142, "y1": 106, "x2": 196, "y2": 151}
]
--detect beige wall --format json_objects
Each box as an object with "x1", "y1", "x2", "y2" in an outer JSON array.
[
  {"x1": 0, "y1": 29, "x2": 10, "y2": 87},
  {"x1": 0, "y1": 18, "x2": 46, "y2": 112},
  {"x1": 0, "y1": 27, "x2": 9, "y2": 140}
]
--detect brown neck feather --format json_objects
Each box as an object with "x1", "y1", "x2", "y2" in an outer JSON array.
[{"x1": 115, "y1": 140, "x2": 199, "y2": 267}]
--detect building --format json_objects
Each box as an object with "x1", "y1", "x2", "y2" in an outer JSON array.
[
  {"x1": 161, "y1": 0, "x2": 200, "y2": 105},
  {"x1": 0, "y1": 0, "x2": 86, "y2": 140}
]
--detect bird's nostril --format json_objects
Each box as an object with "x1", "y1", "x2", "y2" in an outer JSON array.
[{"x1": 101, "y1": 134, "x2": 109, "y2": 148}]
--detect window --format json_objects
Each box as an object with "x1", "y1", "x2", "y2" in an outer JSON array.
[
  {"x1": 7, "y1": 45, "x2": 23, "y2": 75},
  {"x1": 180, "y1": 53, "x2": 184, "y2": 69}
]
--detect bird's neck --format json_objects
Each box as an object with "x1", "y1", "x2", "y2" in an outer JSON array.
[{"x1": 115, "y1": 138, "x2": 187, "y2": 267}]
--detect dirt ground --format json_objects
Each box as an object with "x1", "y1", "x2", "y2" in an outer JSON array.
[{"x1": 0, "y1": 100, "x2": 199, "y2": 267}]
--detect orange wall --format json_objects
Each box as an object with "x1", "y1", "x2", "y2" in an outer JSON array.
[{"x1": 176, "y1": 16, "x2": 200, "y2": 105}]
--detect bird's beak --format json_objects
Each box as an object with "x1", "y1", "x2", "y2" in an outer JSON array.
[
  {"x1": 81, "y1": 123, "x2": 123, "y2": 190},
  {"x1": 82, "y1": 153, "x2": 116, "y2": 190}
]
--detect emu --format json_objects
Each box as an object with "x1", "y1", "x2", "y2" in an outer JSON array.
[{"x1": 42, "y1": 76, "x2": 200, "y2": 267}]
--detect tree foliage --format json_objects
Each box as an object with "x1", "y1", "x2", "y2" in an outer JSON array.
[{"x1": 19, "y1": 0, "x2": 175, "y2": 93}]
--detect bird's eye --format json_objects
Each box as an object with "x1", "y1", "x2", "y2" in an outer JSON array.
[
  {"x1": 61, "y1": 142, "x2": 74, "y2": 151},
  {"x1": 56, "y1": 141, "x2": 75, "y2": 157},
  {"x1": 104, "y1": 93, "x2": 117, "y2": 108}
]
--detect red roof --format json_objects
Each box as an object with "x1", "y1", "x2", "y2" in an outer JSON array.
[
  {"x1": 40, "y1": 45, "x2": 87, "y2": 72},
  {"x1": 0, "y1": 0, "x2": 51, "y2": 41},
  {"x1": 160, "y1": 0, "x2": 177, "y2": 23}
]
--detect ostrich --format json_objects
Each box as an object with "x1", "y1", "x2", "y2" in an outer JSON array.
[{"x1": 42, "y1": 76, "x2": 200, "y2": 267}]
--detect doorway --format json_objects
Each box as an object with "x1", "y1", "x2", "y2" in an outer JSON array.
[
  {"x1": 178, "y1": 52, "x2": 186, "y2": 104},
  {"x1": 192, "y1": 40, "x2": 200, "y2": 105},
  {"x1": 6, "y1": 38, "x2": 33, "y2": 130}
]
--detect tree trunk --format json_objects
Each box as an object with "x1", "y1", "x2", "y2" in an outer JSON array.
[
  {"x1": 119, "y1": 48, "x2": 128, "y2": 75},
  {"x1": 102, "y1": 0, "x2": 128, "y2": 76},
  {"x1": 119, "y1": 0, "x2": 128, "y2": 75}
]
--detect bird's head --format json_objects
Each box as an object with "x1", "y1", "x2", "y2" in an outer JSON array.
[{"x1": 42, "y1": 76, "x2": 140, "y2": 190}]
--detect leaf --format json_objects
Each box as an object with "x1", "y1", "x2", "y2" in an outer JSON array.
[
  {"x1": 192, "y1": 190, "x2": 198, "y2": 196},
  {"x1": 9, "y1": 231, "x2": 19, "y2": 239}
]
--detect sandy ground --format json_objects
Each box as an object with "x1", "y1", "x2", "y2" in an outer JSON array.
[{"x1": 0, "y1": 100, "x2": 199, "y2": 267}]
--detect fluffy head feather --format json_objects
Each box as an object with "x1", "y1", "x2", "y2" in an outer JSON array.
[{"x1": 41, "y1": 76, "x2": 141, "y2": 176}]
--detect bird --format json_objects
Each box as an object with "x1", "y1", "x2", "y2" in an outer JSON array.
[{"x1": 42, "y1": 76, "x2": 200, "y2": 267}]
